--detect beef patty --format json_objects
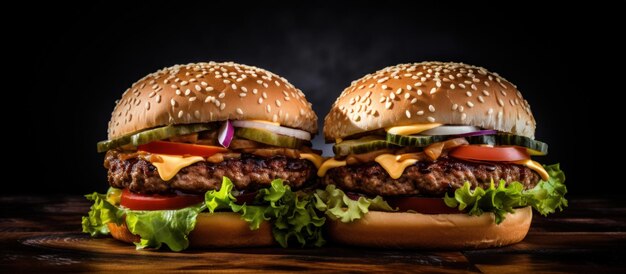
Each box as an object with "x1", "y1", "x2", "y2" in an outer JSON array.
[
  {"x1": 322, "y1": 156, "x2": 540, "y2": 196},
  {"x1": 105, "y1": 151, "x2": 316, "y2": 194}
]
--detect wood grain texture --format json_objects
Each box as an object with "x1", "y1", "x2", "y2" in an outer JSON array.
[{"x1": 1, "y1": 196, "x2": 625, "y2": 272}]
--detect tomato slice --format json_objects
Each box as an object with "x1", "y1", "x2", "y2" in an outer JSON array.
[
  {"x1": 138, "y1": 141, "x2": 227, "y2": 157},
  {"x1": 449, "y1": 145, "x2": 530, "y2": 162},
  {"x1": 385, "y1": 197, "x2": 461, "y2": 214},
  {"x1": 120, "y1": 189, "x2": 205, "y2": 210}
]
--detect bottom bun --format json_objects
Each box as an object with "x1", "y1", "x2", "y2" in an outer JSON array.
[
  {"x1": 107, "y1": 212, "x2": 274, "y2": 248},
  {"x1": 327, "y1": 206, "x2": 532, "y2": 249}
]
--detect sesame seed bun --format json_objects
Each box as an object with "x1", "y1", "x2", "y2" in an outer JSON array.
[
  {"x1": 324, "y1": 62, "x2": 536, "y2": 141},
  {"x1": 108, "y1": 62, "x2": 318, "y2": 139},
  {"x1": 327, "y1": 206, "x2": 532, "y2": 249},
  {"x1": 108, "y1": 212, "x2": 274, "y2": 248}
]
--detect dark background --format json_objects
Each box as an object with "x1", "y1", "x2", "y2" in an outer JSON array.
[{"x1": 9, "y1": 2, "x2": 623, "y2": 196}]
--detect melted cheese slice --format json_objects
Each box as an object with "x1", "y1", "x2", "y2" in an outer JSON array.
[
  {"x1": 386, "y1": 123, "x2": 442, "y2": 135},
  {"x1": 149, "y1": 154, "x2": 205, "y2": 181},
  {"x1": 513, "y1": 159, "x2": 550, "y2": 181},
  {"x1": 299, "y1": 153, "x2": 324, "y2": 169},
  {"x1": 317, "y1": 158, "x2": 347, "y2": 177},
  {"x1": 374, "y1": 154, "x2": 418, "y2": 179}
]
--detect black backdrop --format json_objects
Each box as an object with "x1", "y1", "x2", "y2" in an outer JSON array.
[{"x1": 10, "y1": 2, "x2": 624, "y2": 196}]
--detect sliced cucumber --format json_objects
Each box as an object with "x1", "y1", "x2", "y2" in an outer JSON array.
[
  {"x1": 386, "y1": 133, "x2": 447, "y2": 147},
  {"x1": 465, "y1": 135, "x2": 496, "y2": 146},
  {"x1": 333, "y1": 136, "x2": 398, "y2": 157},
  {"x1": 235, "y1": 127, "x2": 304, "y2": 148},
  {"x1": 97, "y1": 135, "x2": 132, "y2": 153},
  {"x1": 96, "y1": 123, "x2": 215, "y2": 152},
  {"x1": 130, "y1": 124, "x2": 214, "y2": 146},
  {"x1": 496, "y1": 134, "x2": 548, "y2": 155}
]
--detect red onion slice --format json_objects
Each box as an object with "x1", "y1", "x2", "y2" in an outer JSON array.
[
  {"x1": 420, "y1": 125, "x2": 481, "y2": 136},
  {"x1": 218, "y1": 120, "x2": 234, "y2": 148},
  {"x1": 231, "y1": 120, "x2": 311, "y2": 141},
  {"x1": 457, "y1": 130, "x2": 498, "y2": 137}
]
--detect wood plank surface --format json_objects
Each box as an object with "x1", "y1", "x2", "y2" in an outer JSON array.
[{"x1": 1, "y1": 196, "x2": 625, "y2": 272}]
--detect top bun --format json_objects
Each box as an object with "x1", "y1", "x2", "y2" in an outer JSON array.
[
  {"x1": 324, "y1": 62, "x2": 536, "y2": 141},
  {"x1": 108, "y1": 62, "x2": 318, "y2": 139}
]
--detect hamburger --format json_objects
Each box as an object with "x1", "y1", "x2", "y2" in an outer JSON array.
[
  {"x1": 314, "y1": 62, "x2": 568, "y2": 248},
  {"x1": 82, "y1": 62, "x2": 326, "y2": 251}
]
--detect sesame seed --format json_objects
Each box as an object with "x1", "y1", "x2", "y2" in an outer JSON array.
[
  {"x1": 430, "y1": 88, "x2": 437, "y2": 94},
  {"x1": 500, "y1": 89, "x2": 507, "y2": 96},
  {"x1": 184, "y1": 89, "x2": 191, "y2": 96},
  {"x1": 145, "y1": 102, "x2": 150, "y2": 110},
  {"x1": 404, "y1": 93, "x2": 410, "y2": 99},
  {"x1": 406, "y1": 85, "x2": 413, "y2": 91},
  {"x1": 194, "y1": 110, "x2": 200, "y2": 119},
  {"x1": 148, "y1": 91, "x2": 156, "y2": 98},
  {"x1": 488, "y1": 108, "x2": 494, "y2": 115},
  {"x1": 368, "y1": 83, "x2": 375, "y2": 88},
  {"x1": 236, "y1": 108, "x2": 244, "y2": 115},
  {"x1": 170, "y1": 99, "x2": 177, "y2": 107},
  {"x1": 467, "y1": 101, "x2": 474, "y2": 108},
  {"x1": 258, "y1": 98, "x2": 263, "y2": 104},
  {"x1": 170, "y1": 84, "x2": 177, "y2": 89},
  {"x1": 459, "y1": 83, "x2": 466, "y2": 88},
  {"x1": 429, "y1": 105, "x2": 435, "y2": 112},
  {"x1": 239, "y1": 93, "x2": 247, "y2": 97},
  {"x1": 417, "y1": 89, "x2": 423, "y2": 96},
  {"x1": 156, "y1": 95, "x2": 161, "y2": 103},
  {"x1": 450, "y1": 84, "x2": 455, "y2": 89},
  {"x1": 484, "y1": 81, "x2": 490, "y2": 87},
  {"x1": 482, "y1": 90, "x2": 490, "y2": 96},
  {"x1": 385, "y1": 101, "x2": 392, "y2": 109},
  {"x1": 274, "y1": 80, "x2": 281, "y2": 86},
  {"x1": 497, "y1": 111, "x2": 503, "y2": 120},
  {"x1": 262, "y1": 92, "x2": 268, "y2": 99},
  {"x1": 201, "y1": 81, "x2": 208, "y2": 86},
  {"x1": 180, "y1": 81, "x2": 188, "y2": 86},
  {"x1": 461, "y1": 113, "x2": 467, "y2": 120},
  {"x1": 379, "y1": 97, "x2": 386, "y2": 103},
  {"x1": 466, "y1": 91, "x2": 472, "y2": 97},
  {"x1": 266, "y1": 104, "x2": 271, "y2": 113},
  {"x1": 178, "y1": 110, "x2": 184, "y2": 118},
  {"x1": 389, "y1": 92, "x2": 396, "y2": 100},
  {"x1": 223, "y1": 79, "x2": 230, "y2": 84},
  {"x1": 176, "y1": 89, "x2": 182, "y2": 95},
  {"x1": 410, "y1": 98, "x2": 418, "y2": 104},
  {"x1": 478, "y1": 96, "x2": 485, "y2": 103},
  {"x1": 459, "y1": 106, "x2": 464, "y2": 112},
  {"x1": 189, "y1": 97, "x2": 197, "y2": 102},
  {"x1": 452, "y1": 103, "x2": 458, "y2": 110},
  {"x1": 377, "y1": 77, "x2": 388, "y2": 83},
  {"x1": 353, "y1": 114, "x2": 360, "y2": 121},
  {"x1": 498, "y1": 98, "x2": 504, "y2": 107},
  {"x1": 382, "y1": 84, "x2": 388, "y2": 90},
  {"x1": 218, "y1": 92, "x2": 225, "y2": 98},
  {"x1": 396, "y1": 88, "x2": 403, "y2": 95},
  {"x1": 416, "y1": 110, "x2": 424, "y2": 115},
  {"x1": 427, "y1": 116, "x2": 436, "y2": 122},
  {"x1": 205, "y1": 87, "x2": 214, "y2": 92},
  {"x1": 275, "y1": 99, "x2": 281, "y2": 107},
  {"x1": 231, "y1": 84, "x2": 237, "y2": 90},
  {"x1": 405, "y1": 110, "x2": 411, "y2": 118},
  {"x1": 241, "y1": 87, "x2": 247, "y2": 92},
  {"x1": 436, "y1": 81, "x2": 441, "y2": 88},
  {"x1": 471, "y1": 84, "x2": 477, "y2": 90},
  {"x1": 415, "y1": 82, "x2": 422, "y2": 87},
  {"x1": 263, "y1": 83, "x2": 268, "y2": 88}
]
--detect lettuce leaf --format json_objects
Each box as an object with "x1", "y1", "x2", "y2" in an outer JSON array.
[
  {"x1": 205, "y1": 177, "x2": 326, "y2": 247},
  {"x1": 81, "y1": 192, "x2": 123, "y2": 236},
  {"x1": 314, "y1": 184, "x2": 395, "y2": 222},
  {"x1": 444, "y1": 163, "x2": 568, "y2": 224},
  {"x1": 125, "y1": 204, "x2": 204, "y2": 251}
]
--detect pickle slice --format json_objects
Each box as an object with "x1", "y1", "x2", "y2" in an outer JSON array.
[
  {"x1": 386, "y1": 133, "x2": 447, "y2": 147},
  {"x1": 465, "y1": 135, "x2": 496, "y2": 145},
  {"x1": 235, "y1": 127, "x2": 304, "y2": 148},
  {"x1": 96, "y1": 123, "x2": 215, "y2": 152},
  {"x1": 333, "y1": 136, "x2": 398, "y2": 157},
  {"x1": 496, "y1": 134, "x2": 548, "y2": 155}
]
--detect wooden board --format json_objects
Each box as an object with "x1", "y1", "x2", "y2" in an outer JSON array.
[{"x1": 1, "y1": 196, "x2": 626, "y2": 272}]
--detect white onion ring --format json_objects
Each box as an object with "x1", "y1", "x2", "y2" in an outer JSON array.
[
  {"x1": 420, "y1": 125, "x2": 481, "y2": 136},
  {"x1": 231, "y1": 120, "x2": 311, "y2": 141}
]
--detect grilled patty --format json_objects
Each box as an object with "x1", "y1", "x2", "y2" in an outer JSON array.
[
  {"x1": 105, "y1": 151, "x2": 316, "y2": 194},
  {"x1": 322, "y1": 156, "x2": 540, "y2": 196}
]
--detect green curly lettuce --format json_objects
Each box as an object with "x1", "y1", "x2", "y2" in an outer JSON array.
[
  {"x1": 81, "y1": 192, "x2": 123, "y2": 236},
  {"x1": 205, "y1": 177, "x2": 326, "y2": 247},
  {"x1": 313, "y1": 184, "x2": 395, "y2": 222},
  {"x1": 444, "y1": 163, "x2": 568, "y2": 224},
  {"x1": 125, "y1": 204, "x2": 204, "y2": 251},
  {"x1": 83, "y1": 177, "x2": 326, "y2": 250}
]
